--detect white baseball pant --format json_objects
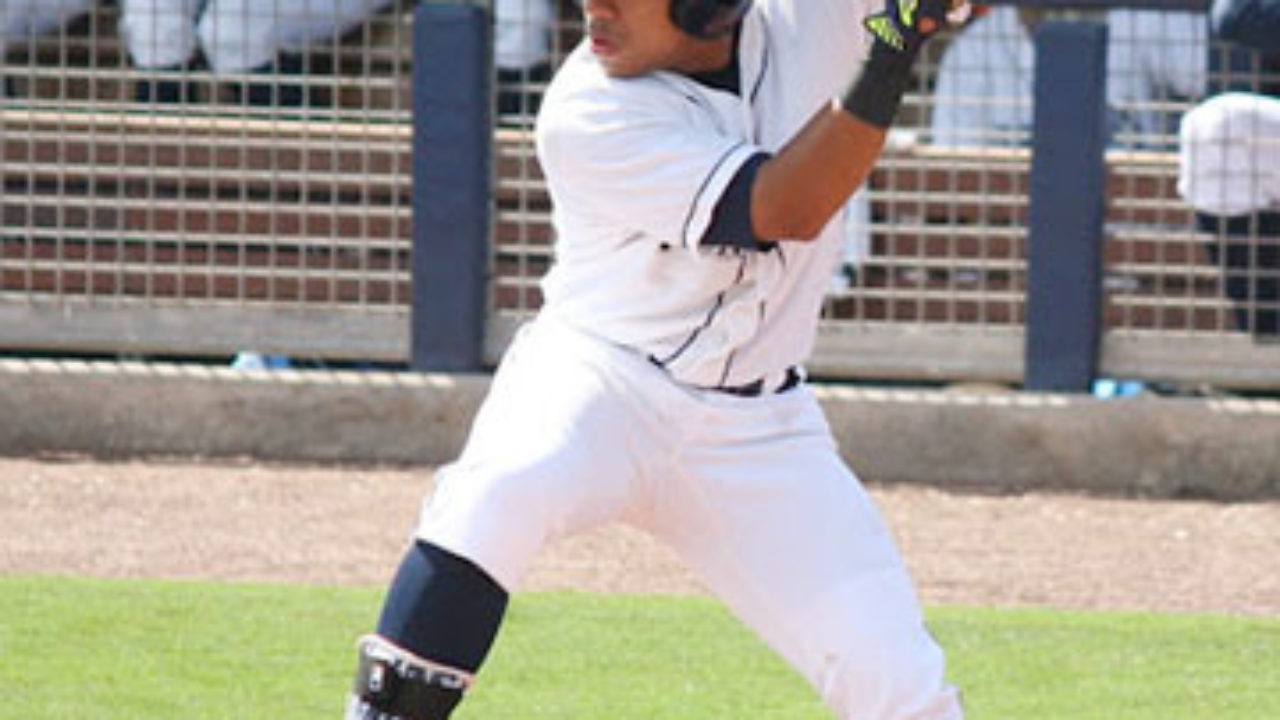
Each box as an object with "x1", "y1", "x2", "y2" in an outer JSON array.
[{"x1": 417, "y1": 312, "x2": 963, "y2": 720}]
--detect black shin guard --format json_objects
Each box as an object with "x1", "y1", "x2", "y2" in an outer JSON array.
[
  {"x1": 376, "y1": 541, "x2": 509, "y2": 672},
  {"x1": 349, "y1": 541, "x2": 510, "y2": 719}
]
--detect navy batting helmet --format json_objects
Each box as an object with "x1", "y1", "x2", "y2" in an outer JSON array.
[{"x1": 670, "y1": 0, "x2": 753, "y2": 38}]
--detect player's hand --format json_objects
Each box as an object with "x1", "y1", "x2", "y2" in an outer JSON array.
[
  {"x1": 863, "y1": 0, "x2": 954, "y2": 55},
  {"x1": 841, "y1": 0, "x2": 970, "y2": 127},
  {"x1": 946, "y1": 1, "x2": 974, "y2": 26}
]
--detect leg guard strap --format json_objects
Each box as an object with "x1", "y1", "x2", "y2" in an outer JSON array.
[{"x1": 349, "y1": 636, "x2": 471, "y2": 720}]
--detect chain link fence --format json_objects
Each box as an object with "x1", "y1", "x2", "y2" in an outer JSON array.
[{"x1": 1, "y1": 0, "x2": 413, "y2": 360}]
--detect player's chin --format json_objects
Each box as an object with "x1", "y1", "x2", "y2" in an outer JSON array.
[
  {"x1": 596, "y1": 57, "x2": 647, "y2": 79},
  {"x1": 590, "y1": 44, "x2": 650, "y2": 78},
  {"x1": 601, "y1": 67, "x2": 646, "y2": 79}
]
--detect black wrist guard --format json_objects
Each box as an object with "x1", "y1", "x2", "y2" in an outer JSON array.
[
  {"x1": 841, "y1": 0, "x2": 948, "y2": 127},
  {"x1": 840, "y1": 42, "x2": 918, "y2": 128}
]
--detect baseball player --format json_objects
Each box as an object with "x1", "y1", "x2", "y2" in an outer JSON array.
[
  {"x1": 346, "y1": 1, "x2": 967, "y2": 718},
  {"x1": 1178, "y1": 0, "x2": 1279, "y2": 339}
]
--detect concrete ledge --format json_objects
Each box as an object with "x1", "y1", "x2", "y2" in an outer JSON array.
[
  {"x1": 815, "y1": 385, "x2": 1280, "y2": 500},
  {"x1": 1, "y1": 360, "x2": 1277, "y2": 500},
  {"x1": 0, "y1": 360, "x2": 489, "y2": 466}
]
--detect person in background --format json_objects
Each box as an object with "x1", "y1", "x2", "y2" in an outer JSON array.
[
  {"x1": 495, "y1": 0, "x2": 557, "y2": 123},
  {"x1": 0, "y1": 0, "x2": 96, "y2": 96},
  {"x1": 118, "y1": 0, "x2": 395, "y2": 105},
  {"x1": 930, "y1": 5, "x2": 1207, "y2": 149},
  {"x1": 1178, "y1": 0, "x2": 1280, "y2": 339}
]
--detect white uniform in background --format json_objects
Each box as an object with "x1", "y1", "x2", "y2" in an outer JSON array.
[
  {"x1": 0, "y1": 0, "x2": 95, "y2": 55},
  {"x1": 1179, "y1": 92, "x2": 1280, "y2": 217},
  {"x1": 930, "y1": 7, "x2": 1208, "y2": 147},
  {"x1": 414, "y1": 1, "x2": 963, "y2": 718},
  {"x1": 119, "y1": 0, "x2": 393, "y2": 73},
  {"x1": 494, "y1": 0, "x2": 555, "y2": 73}
]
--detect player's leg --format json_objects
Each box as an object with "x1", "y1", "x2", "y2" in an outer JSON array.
[
  {"x1": 1196, "y1": 211, "x2": 1280, "y2": 338},
  {"x1": 346, "y1": 541, "x2": 507, "y2": 718},
  {"x1": 118, "y1": 0, "x2": 204, "y2": 102},
  {"x1": 346, "y1": 317, "x2": 658, "y2": 718},
  {"x1": 648, "y1": 389, "x2": 962, "y2": 719},
  {"x1": 272, "y1": 0, "x2": 394, "y2": 49},
  {"x1": 197, "y1": 0, "x2": 277, "y2": 75},
  {"x1": 119, "y1": 0, "x2": 200, "y2": 69}
]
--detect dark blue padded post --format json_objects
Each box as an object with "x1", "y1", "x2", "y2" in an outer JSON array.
[
  {"x1": 410, "y1": 0, "x2": 492, "y2": 371},
  {"x1": 1024, "y1": 20, "x2": 1109, "y2": 392}
]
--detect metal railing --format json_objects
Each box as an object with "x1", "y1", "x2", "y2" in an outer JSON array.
[{"x1": 0, "y1": 1, "x2": 413, "y2": 361}]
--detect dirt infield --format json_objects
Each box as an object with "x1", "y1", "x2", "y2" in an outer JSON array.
[{"x1": 2, "y1": 456, "x2": 1277, "y2": 616}]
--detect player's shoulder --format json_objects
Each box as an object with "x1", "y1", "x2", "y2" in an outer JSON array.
[
  {"x1": 543, "y1": 45, "x2": 690, "y2": 112},
  {"x1": 537, "y1": 46, "x2": 693, "y2": 146}
]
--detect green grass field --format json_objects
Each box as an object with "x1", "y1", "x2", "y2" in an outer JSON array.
[{"x1": 1, "y1": 575, "x2": 1276, "y2": 719}]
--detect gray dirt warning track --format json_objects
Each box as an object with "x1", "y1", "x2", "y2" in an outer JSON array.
[{"x1": 2, "y1": 457, "x2": 1278, "y2": 616}]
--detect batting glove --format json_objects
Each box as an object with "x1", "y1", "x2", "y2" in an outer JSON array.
[
  {"x1": 842, "y1": 0, "x2": 952, "y2": 128},
  {"x1": 864, "y1": 0, "x2": 950, "y2": 55}
]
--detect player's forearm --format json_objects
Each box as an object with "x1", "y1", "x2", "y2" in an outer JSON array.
[
  {"x1": 750, "y1": 105, "x2": 887, "y2": 242},
  {"x1": 750, "y1": 0, "x2": 955, "y2": 243}
]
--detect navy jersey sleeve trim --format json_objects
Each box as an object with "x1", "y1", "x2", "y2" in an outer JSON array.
[
  {"x1": 680, "y1": 140, "x2": 747, "y2": 249},
  {"x1": 699, "y1": 151, "x2": 775, "y2": 252},
  {"x1": 651, "y1": 257, "x2": 751, "y2": 369}
]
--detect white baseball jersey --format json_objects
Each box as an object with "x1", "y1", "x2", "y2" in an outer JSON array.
[
  {"x1": 1178, "y1": 92, "x2": 1280, "y2": 216},
  {"x1": 536, "y1": 0, "x2": 873, "y2": 389}
]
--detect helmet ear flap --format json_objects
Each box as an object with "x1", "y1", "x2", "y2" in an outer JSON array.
[{"x1": 669, "y1": 0, "x2": 752, "y2": 39}]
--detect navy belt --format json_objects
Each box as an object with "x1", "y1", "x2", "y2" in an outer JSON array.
[{"x1": 711, "y1": 367, "x2": 802, "y2": 397}]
